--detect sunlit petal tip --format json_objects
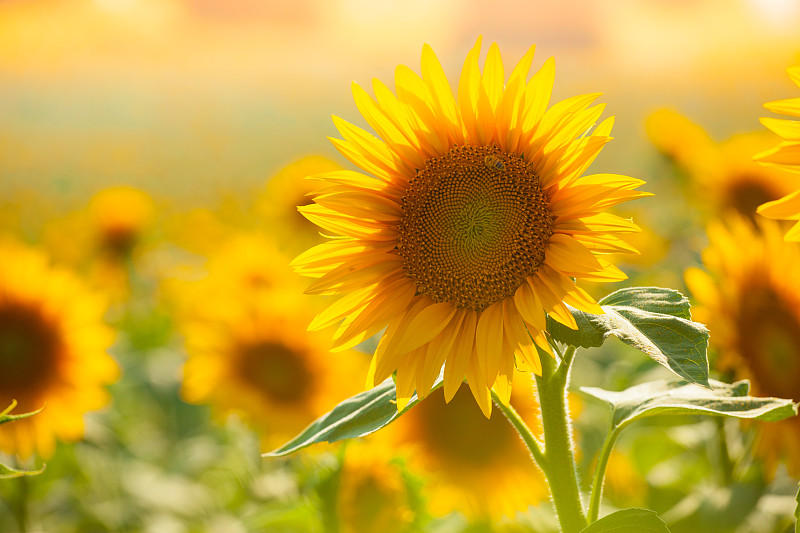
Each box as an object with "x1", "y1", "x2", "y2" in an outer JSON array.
[{"x1": 395, "y1": 394, "x2": 413, "y2": 412}]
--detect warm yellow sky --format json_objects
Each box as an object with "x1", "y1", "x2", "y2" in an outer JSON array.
[{"x1": 1, "y1": 0, "x2": 799, "y2": 203}]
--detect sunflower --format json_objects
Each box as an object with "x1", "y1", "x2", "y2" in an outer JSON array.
[
  {"x1": 45, "y1": 186, "x2": 156, "y2": 264},
  {"x1": 333, "y1": 441, "x2": 419, "y2": 533},
  {"x1": 756, "y1": 66, "x2": 800, "y2": 240},
  {"x1": 170, "y1": 233, "x2": 303, "y2": 304},
  {"x1": 258, "y1": 156, "x2": 345, "y2": 252},
  {"x1": 601, "y1": 450, "x2": 647, "y2": 508},
  {"x1": 294, "y1": 39, "x2": 648, "y2": 415},
  {"x1": 180, "y1": 293, "x2": 366, "y2": 448},
  {"x1": 87, "y1": 186, "x2": 156, "y2": 258},
  {"x1": 378, "y1": 371, "x2": 559, "y2": 519},
  {"x1": 42, "y1": 186, "x2": 157, "y2": 303},
  {"x1": 0, "y1": 241, "x2": 118, "y2": 459},
  {"x1": 646, "y1": 108, "x2": 800, "y2": 220},
  {"x1": 685, "y1": 215, "x2": 800, "y2": 476}
]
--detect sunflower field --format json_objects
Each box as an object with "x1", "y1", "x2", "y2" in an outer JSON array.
[{"x1": 2, "y1": 2, "x2": 800, "y2": 532}]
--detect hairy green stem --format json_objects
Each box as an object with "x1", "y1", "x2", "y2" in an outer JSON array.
[
  {"x1": 491, "y1": 389, "x2": 547, "y2": 469},
  {"x1": 587, "y1": 424, "x2": 621, "y2": 523},
  {"x1": 715, "y1": 417, "x2": 734, "y2": 485},
  {"x1": 535, "y1": 344, "x2": 587, "y2": 533}
]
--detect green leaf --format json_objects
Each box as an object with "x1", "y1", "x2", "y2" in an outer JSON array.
[
  {"x1": 598, "y1": 287, "x2": 692, "y2": 319},
  {"x1": 580, "y1": 508, "x2": 671, "y2": 532},
  {"x1": 547, "y1": 287, "x2": 710, "y2": 387},
  {"x1": 581, "y1": 379, "x2": 798, "y2": 431},
  {"x1": 0, "y1": 401, "x2": 45, "y2": 426},
  {"x1": 264, "y1": 375, "x2": 443, "y2": 457},
  {"x1": 0, "y1": 461, "x2": 45, "y2": 480}
]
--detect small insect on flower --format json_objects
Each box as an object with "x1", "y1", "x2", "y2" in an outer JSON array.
[{"x1": 484, "y1": 155, "x2": 505, "y2": 172}]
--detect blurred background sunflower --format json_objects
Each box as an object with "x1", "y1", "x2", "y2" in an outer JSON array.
[
  {"x1": 0, "y1": 240, "x2": 118, "y2": 459},
  {"x1": 686, "y1": 216, "x2": 800, "y2": 478}
]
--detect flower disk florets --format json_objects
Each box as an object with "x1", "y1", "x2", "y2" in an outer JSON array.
[{"x1": 397, "y1": 145, "x2": 554, "y2": 312}]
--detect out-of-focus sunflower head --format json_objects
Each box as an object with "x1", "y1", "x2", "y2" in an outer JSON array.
[
  {"x1": 647, "y1": 109, "x2": 800, "y2": 220},
  {"x1": 333, "y1": 441, "x2": 421, "y2": 533},
  {"x1": 609, "y1": 207, "x2": 671, "y2": 288},
  {"x1": 257, "y1": 156, "x2": 344, "y2": 251},
  {"x1": 180, "y1": 293, "x2": 368, "y2": 449},
  {"x1": 0, "y1": 240, "x2": 118, "y2": 459},
  {"x1": 165, "y1": 233, "x2": 310, "y2": 320},
  {"x1": 162, "y1": 207, "x2": 235, "y2": 257},
  {"x1": 645, "y1": 108, "x2": 714, "y2": 167},
  {"x1": 88, "y1": 186, "x2": 156, "y2": 258},
  {"x1": 381, "y1": 371, "x2": 563, "y2": 520},
  {"x1": 602, "y1": 450, "x2": 647, "y2": 507},
  {"x1": 685, "y1": 214, "x2": 800, "y2": 477}
]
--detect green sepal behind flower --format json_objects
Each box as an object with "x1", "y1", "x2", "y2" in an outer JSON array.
[{"x1": 0, "y1": 402, "x2": 45, "y2": 479}]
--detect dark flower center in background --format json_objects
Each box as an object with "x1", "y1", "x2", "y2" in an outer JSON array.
[
  {"x1": 0, "y1": 303, "x2": 61, "y2": 409},
  {"x1": 239, "y1": 341, "x2": 313, "y2": 404}
]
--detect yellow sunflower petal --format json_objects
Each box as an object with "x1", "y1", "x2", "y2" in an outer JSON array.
[
  {"x1": 503, "y1": 299, "x2": 542, "y2": 375},
  {"x1": 760, "y1": 117, "x2": 800, "y2": 141},
  {"x1": 475, "y1": 301, "x2": 505, "y2": 385},
  {"x1": 758, "y1": 188, "x2": 800, "y2": 220},
  {"x1": 417, "y1": 312, "x2": 464, "y2": 400},
  {"x1": 443, "y1": 310, "x2": 478, "y2": 402},
  {"x1": 420, "y1": 44, "x2": 463, "y2": 144},
  {"x1": 388, "y1": 301, "x2": 457, "y2": 357},
  {"x1": 529, "y1": 274, "x2": 578, "y2": 330},
  {"x1": 492, "y1": 340, "x2": 515, "y2": 406},
  {"x1": 466, "y1": 347, "x2": 493, "y2": 418},
  {"x1": 458, "y1": 37, "x2": 484, "y2": 144}
]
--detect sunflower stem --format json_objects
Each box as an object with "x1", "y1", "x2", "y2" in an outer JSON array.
[
  {"x1": 491, "y1": 389, "x2": 547, "y2": 469},
  {"x1": 14, "y1": 464, "x2": 29, "y2": 533},
  {"x1": 587, "y1": 423, "x2": 621, "y2": 523},
  {"x1": 715, "y1": 417, "x2": 735, "y2": 485},
  {"x1": 535, "y1": 344, "x2": 587, "y2": 533}
]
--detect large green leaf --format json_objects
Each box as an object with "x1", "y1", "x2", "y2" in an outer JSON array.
[
  {"x1": 264, "y1": 375, "x2": 443, "y2": 457},
  {"x1": 580, "y1": 508, "x2": 671, "y2": 532},
  {"x1": 0, "y1": 462, "x2": 45, "y2": 480},
  {"x1": 581, "y1": 379, "x2": 797, "y2": 431},
  {"x1": 547, "y1": 287, "x2": 709, "y2": 387}
]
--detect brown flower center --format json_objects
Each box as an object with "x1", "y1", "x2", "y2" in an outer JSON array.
[
  {"x1": 724, "y1": 177, "x2": 780, "y2": 220},
  {"x1": 0, "y1": 302, "x2": 62, "y2": 410},
  {"x1": 736, "y1": 284, "x2": 800, "y2": 403},
  {"x1": 397, "y1": 145, "x2": 554, "y2": 311},
  {"x1": 414, "y1": 387, "x2": 516, "y2": 466},
  {"x1": 238, "y1": 341, "x2": 314, "y2": 405}
]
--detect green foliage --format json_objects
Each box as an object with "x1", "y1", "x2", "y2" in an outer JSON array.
[
  {"x1": 0, "y1": 402, "x2": 45, "y2": 479},
  {"x1": 0, "y1": 462, "x2": 45, "y2": 480},
  {"x1": 265, "y1": 374, "x2": 444, "y2": 457},
  {"x1": 581, "y1": 379, "x2": 798, "y2": 432},
  {"x1": 579, "y1": 508, "x2": 671, "y2": 532},
  {"x1": 548, "y1": 287, "x2": 710, "y2": 387},
  {"x1": 795, "y1": 482, "x2": 799, "y2": 533}
]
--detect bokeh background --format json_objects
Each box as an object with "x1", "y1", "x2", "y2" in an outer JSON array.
[{"x1": 2, "y1": 0, "x2": 800, "y2": 532}]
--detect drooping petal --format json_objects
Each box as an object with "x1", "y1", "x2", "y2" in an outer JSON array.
[{"x1": 443, "y1": 310, "x2": 477, "y2": 402}]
